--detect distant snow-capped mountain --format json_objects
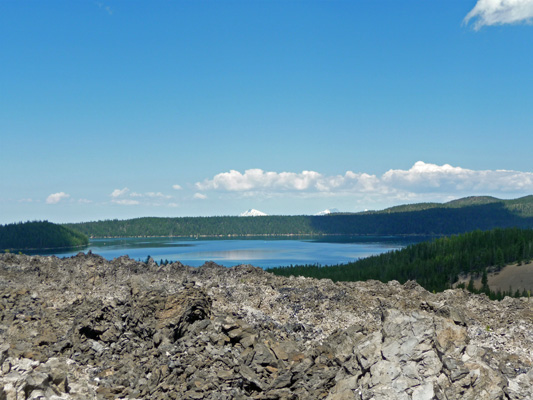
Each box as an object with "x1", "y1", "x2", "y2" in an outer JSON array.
[
  {"x1": 315, "y1": 208, "x2": 340, "y2": 216},
  {"x1": 240, "y1": 209, "x2": 268, "y2": 217}
]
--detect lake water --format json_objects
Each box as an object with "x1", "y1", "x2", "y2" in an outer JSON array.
[{"x1": 41, "y1": 236, "x2": 430, "y2": 269}]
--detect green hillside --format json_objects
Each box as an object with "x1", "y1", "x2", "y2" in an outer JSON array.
[
  {"x1": 269, "y1": 227, "x2": 533, "y2": 299},
  {"x1": 371, "y1": 195, "x2": 533, "y2": 215},
  {"x1": 64, "y1": 195, "x2": 533, "y2": 238},
  {"x1": 0, "y1": 221, "x2": 89, "y2": 251}
]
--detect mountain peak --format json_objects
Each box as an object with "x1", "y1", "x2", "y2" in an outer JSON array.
[
  {"x1": 315, "y1": 208, "x2": 340, "y2": 216},
  {"x1": 240, "y1": 209, "x2": 268, "y2": 217}
]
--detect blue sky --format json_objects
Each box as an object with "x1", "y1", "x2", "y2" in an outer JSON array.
[{"x1": 1, "y1": 0, "x2": 533, "y2": 223}]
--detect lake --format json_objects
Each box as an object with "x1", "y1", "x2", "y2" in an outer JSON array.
[{"x1": 40, "y1": 236, "x2": 430, "y2": 269}]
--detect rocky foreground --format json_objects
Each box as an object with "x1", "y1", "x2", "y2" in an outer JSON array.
[{"x1": 1, "y1": 253, "x2": 532, "y2": 400}]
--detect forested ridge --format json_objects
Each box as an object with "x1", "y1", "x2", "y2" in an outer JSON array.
[
  {"x1": 64, "y1": 196, "x2": 533, "y2": 238},
  {"x1": 270, "y1": 228, "x2": 533, "y2": 300},
  {"x1": 66, "y1": 216, "x2": 317, "y2": 237},
  {"x1": 369, "y1": 195, "x2": 533, "y2": 217},
  {"x1": 0, "y1": 221, "x2": 89, "y2": 251}
]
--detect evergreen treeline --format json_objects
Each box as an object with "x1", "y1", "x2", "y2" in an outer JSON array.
[
  {"x1": 65, "y1": 216, "x2": 317, "y2": 237},
  {"x1": 269, "y1": 228, "x2": 533, "y2": 300},
  {"x1": 65, "y1": 199, "x2": 533, "y2": 238},
  {"x1": 0, "y1": 221, "x2": 89, "y2": 251}
]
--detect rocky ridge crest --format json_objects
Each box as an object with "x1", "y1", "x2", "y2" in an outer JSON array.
[{"x1": 0, "y1": 252, "x2": 532, "y2": 399}]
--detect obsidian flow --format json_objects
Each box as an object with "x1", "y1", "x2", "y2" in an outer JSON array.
[{"x1": 0, "y1": 252, "x2": 532, "y2": 399}]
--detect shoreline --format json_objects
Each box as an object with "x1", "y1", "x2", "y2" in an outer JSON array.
[{"x1": 87, "y1": 232, "x2": 437, "y2": 239}]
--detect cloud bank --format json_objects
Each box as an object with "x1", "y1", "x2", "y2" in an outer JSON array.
[
  {"x1": 35, "y1": 162, "x2": 533, "y2": 217},
  {"x1": 195, "y1": 162, "x2": 533, "y2": 203},
  {"x1": 464, "y1": 0, "x2": 533, "y2": 29},
  {"x1": 195, "y1": 169, "x2": 378, "y2": 193}
]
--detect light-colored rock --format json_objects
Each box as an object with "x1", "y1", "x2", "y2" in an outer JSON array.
[{"x1": 411, "y1": 382, "x2": 434, "y2": 400}]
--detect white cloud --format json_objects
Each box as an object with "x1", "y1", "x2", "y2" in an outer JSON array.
[
  {"x1": 194, "y1": 162, "x2": 533, "y2": 203},
  {"x1": 112, "y1": 199, "x2": 139, "y2": 206},
  {"x1": 110, "y1": 186, "x2": 174, "y2": 206},
  {"x1": 382, "y1": 161, "x2": 533, "y2": 193},
  {"x1": 146, "y1": 192, "x2": 171, "y2": 199},
  {"x1": 78, "y1": 198, "x2": 93, "y2": 204},
  {"x1": 194, "y1": 193, "x2": 208, "y2": 200},
  {"x1": 195, "y1": 169, "x2": 379, "y2": 193},
  {"x1": 46, "y1": 192, "x2": 70, "y2": 204},
  {"x1": 464, "y1": 0, "x2": 533, "y2": 29},
  {"x1": 130, "y1": 191, "x2": 171, "y2": 199},
  {"x1": 96, "y1": 2, "x2": 113, "y2": 15},
  {"x1": 111, "y1": 188, "x2": 134, "y2": 205},
  {"x1": 111, "y1": 188, "x2": 129, "y2": 198},
  {"x1": 172, "y1": 184, "x2": 182, "y2": 190},
  {"x1": 382, "y1": 161, "x2": 471, "y2": 190}
]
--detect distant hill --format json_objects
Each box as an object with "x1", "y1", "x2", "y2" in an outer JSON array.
[
  {"x1": 0, "y1": 221, "x2": 89, "y2": 251},
  {"x1": 64, "y1": 195, "x2": 533, "y2": 238},
  {"x1": 368, "y1": 195, "x2": 533, "y2": 216}
]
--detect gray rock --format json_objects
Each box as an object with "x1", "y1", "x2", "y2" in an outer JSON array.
[
  {"x1": 0, "y1": 343, "x2": 9, "y2": 364},
  {"x1": 270, "y1": 371, "x2": 292, "y2": 389},
  {"x1": 1, "y1": 253, "x2": 533, "y2": 399},
  {"x1": 239, "y1": 364, "x2": 265, "y2": 390}
]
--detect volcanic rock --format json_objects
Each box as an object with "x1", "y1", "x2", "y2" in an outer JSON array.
[{"x1": 0, "y1": 253, "x2": 532, "y2": 399}]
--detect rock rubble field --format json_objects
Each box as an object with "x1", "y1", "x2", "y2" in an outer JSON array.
[{"x1": 1, "y1": 252, "x2": 532, "y2": 399}]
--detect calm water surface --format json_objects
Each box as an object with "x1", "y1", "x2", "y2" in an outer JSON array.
[{"x1": 43, "y1": 236, "x2": 430, "y2": 269}]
